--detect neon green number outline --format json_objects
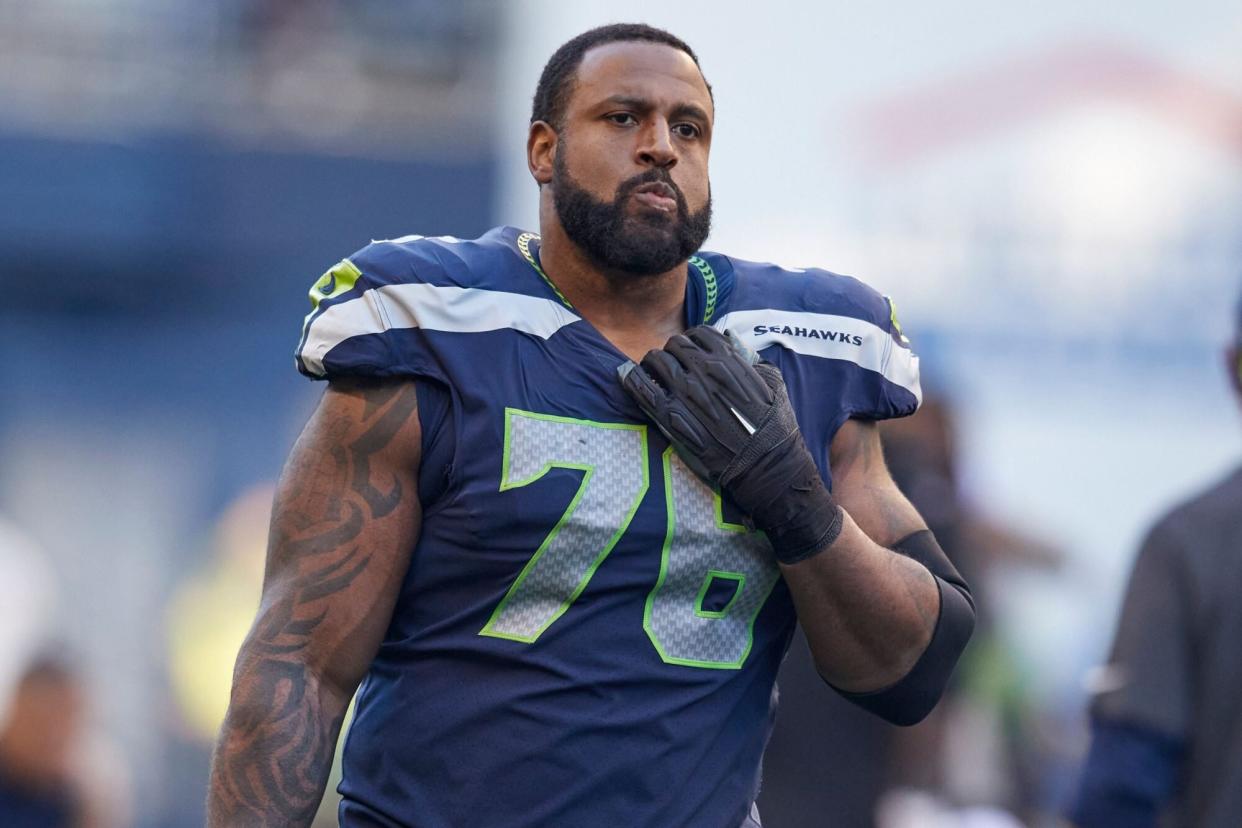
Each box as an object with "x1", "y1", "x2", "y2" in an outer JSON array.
[
  {"x1": 643, "y1": 447, "x2": 779, "y2": 670},
  {"x1": 479, "y1": 409, "x2": 649, "y2": 643},
  {"x1": 714, "y1": 491, "x2": 750, "y2": 534},
  {"x1": 694, "y1": 571, "x2": 746, "y2": 619}
]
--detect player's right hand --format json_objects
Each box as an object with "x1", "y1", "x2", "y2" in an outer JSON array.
[{"x1": 619, "y1": 326, "x2": 843, "y2": 564}]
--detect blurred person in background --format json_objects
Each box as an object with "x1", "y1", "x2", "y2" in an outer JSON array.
[
  {"x1": 0, "y1": 520, "x2": 126, "y2": 828},
  {"x1": 1068, "y1": 291, "x2": 1242, "y2": 827},
  {"x1": 209, "y1": 22, "x2": 974, "y2": 828},
  {"x1": 879, "y1": 395, "x2": 1058, "y2": 826},
  {"x1": 874, "y1": 397, "x2": 1058, "y2": 828},
  {"x1": 0, "y1": 519, "x2": 79, "y2": 825},
  {"x1": 760, "y1": 395, "x2": 1058, "y2": 828},
  {"x1": 0, "y1": 653, "x2": 127, "y2": 828},
  {"x1": 0, "y1": 519, "x2": 57, "y2": 721},
  {"x1": 0, "y1": 655, "x2": 88, "y2": 827}
]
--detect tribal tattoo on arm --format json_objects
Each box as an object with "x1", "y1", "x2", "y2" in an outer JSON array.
[{"x1": 207, "y1": 379, "x2": 423, "y2": 827}]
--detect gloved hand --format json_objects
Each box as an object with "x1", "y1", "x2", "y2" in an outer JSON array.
[{"x1": 619, "y1": 326, "x2": 843, "y2": 563}]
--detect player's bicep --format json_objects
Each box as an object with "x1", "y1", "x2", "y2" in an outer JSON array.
[
  {"x1": 828, "y1": 418, "x2": 925, "y2": 547},
  {"x1": 245, "y1": 378, "x2": 423, "y2": 697}
]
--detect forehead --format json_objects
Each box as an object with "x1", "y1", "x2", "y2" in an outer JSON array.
[{"x1": 568, "y1": 41, "x2": 712, "y2": 117}]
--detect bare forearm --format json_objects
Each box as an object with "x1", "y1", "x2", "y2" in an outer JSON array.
[
  {"x1": 782, "y1": 511, "x2": 938, "y2": 691},
  {"x1": 207, "y1": 654, "x2": 349, "y2": 826},
  {"x1": 208, "y1": 379, "x2": 422, "y2": 825}
]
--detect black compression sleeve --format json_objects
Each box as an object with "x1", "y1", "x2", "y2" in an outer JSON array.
[{"x1": 830, "y1": 530, "x2": 975, "y2": 726}]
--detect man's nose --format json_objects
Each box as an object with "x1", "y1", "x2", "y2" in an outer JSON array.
[{"x1": 636, "y1": 119, "x2": 677, "y2": 168}]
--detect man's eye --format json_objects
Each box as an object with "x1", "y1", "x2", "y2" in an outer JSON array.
[
  {"x1": 607, "y1": 113, "x2": 637, "y2": 125},
  {"x1": 674, "y1": 123, "x2": 700, "y2": 139}
]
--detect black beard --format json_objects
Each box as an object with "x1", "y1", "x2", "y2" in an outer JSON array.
[{"x1": 552, "y1": 152, "x2": 712, "y2": 277}]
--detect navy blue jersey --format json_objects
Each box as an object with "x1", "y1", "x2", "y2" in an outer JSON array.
[{"x1": 295, "y1": 226, "x2": 920, "y2": 827}]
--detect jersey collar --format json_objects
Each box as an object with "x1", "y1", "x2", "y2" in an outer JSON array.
[{"x1": 516, "y1": 230, "x2": 722, "y2": 327}]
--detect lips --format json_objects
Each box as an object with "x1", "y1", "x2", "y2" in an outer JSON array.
[{"x1": 631, "y1": 181, "x2": 678, "y2": 212}]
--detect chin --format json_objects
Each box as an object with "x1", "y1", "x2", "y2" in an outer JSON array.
[{"x1": 625, "y1": 213, "x2": 680, "y2": 237}]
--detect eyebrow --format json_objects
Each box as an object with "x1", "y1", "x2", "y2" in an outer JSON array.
[{"x1": 598, "y1": 95, "x2": 711, "y2": 124}]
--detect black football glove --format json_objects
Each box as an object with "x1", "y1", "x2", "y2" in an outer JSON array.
[{"x1": 619, "y1": 326, "x2": 843, "y2": 564}]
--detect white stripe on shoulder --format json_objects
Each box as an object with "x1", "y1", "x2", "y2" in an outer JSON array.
[
  {"x1": 299, "y1": 284, "x2": 579, "y2": 377},
  {"x1": 369, "y1": 233, "x2": 465, "y2": 245},
  {"x1": 713, "y1": 309, "x2": 921, "y2": 403}
]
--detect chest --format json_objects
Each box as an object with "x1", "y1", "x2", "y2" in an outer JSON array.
[{"x1": 422, "y1": 324, "x2": 793, "y2": 668}]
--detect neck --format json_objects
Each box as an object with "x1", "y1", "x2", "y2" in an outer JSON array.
[{"x1": 537, "y1": 211, "x2": 688, "y2": 360}]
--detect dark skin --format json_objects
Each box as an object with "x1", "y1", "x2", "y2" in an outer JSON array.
[
  {"x1": 208, "y1": 39, "x2": 937, "y2": 825},
  {"x1": 208, "y1": 380, "x2": 421, "y2": 825},
  {"x1": 530, "y1": 41, "x2": 936, "y2": 690},
  {"x1": 529, "y1": 41, "x2": 713, "y2": 361}
]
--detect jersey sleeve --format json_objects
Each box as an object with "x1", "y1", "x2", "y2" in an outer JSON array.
[
  {"x1": 871, "y1": 294, "x2": 921, "y2": 421},
  {"x1": 1069, "y1": 719, "x2": 1184, "y2": 827},
  {"x1": 715, "y1": 262, "x2": 923, "y2": 468},
  {"x1": 756, "y1": 273, "x2": 922, "y2": 423},
  {"x1": 294, "y1": 239, "x2": 451, "y2": 383}
]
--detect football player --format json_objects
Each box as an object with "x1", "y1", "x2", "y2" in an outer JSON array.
[{"x1": 208, "y1": 23, "x2": 974, "y2": 827}]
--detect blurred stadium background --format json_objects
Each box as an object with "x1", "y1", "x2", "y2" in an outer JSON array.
[{"x1": 1, "y1": 1, "x2": 1240, "y2": 825}]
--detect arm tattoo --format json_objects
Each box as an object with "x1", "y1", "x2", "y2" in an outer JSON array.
[
  {"x1": 348, "y1": 386, "x2": 418, "y2": 518},
  {"x1": 209, "y1": 382, "x2": 419, "y2": 826}
]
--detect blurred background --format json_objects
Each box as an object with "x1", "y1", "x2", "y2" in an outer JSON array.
[{"x1": 1, "y1": 0, "x2": 1239, "y2": 825}]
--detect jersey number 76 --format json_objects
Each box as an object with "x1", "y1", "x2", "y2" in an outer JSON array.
[{"x1": 479, "y1": 408, "x2": 782, "y2": 670}]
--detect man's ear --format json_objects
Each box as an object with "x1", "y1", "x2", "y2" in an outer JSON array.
[{"x1": 528, "y1": 121, "x2": 557, "y2": 186}]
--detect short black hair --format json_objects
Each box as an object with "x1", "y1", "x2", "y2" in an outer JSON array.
[{"x1": 531, "y1": 23, "x2": 711, "y2": 128}]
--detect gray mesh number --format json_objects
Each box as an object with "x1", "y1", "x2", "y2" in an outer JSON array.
[
  {"x1": 644, "y1": 450, "x2": 781, "y2": 668},
  {"x1": 479, "y1": 410, "x2": 648, "y2": 642}
]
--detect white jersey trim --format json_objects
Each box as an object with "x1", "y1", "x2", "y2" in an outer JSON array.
[
  {"x1": 712, "y1": 309, "x2": 922, "y2": 404},
  {"x1": 299, "y1": 283, "x2": 580, "y2": 377}
]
